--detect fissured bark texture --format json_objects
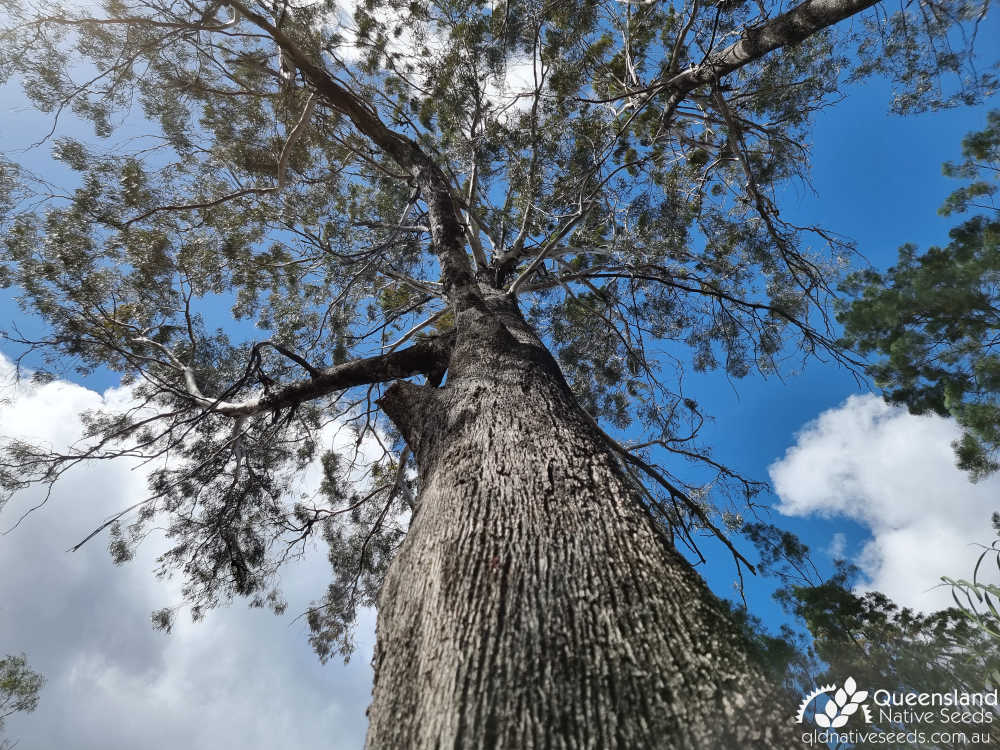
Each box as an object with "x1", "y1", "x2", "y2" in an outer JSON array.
[{"x1": 371, "y1": 291, "x2": 795, "y2": 749}]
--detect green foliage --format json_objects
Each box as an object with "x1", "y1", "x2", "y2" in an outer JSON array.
[
  {"x1": 0, "y1": 653, "x2": 43, "y2": 750},
  {"x1": 851, "y1": 0, "x2": 998, "y2": 113},
  {"x1": 0, "y1": 0, "x2": 993, "y2": 660},
  {"x1": 839, "y1": 111, "x2": 1000, "y2": 479},
  {"x1": 790, "y1": 586, "x2": 1000, "y2": 748},
  {"x1": 944, "y1": 512, "x2": 1000, "y2": 687},
  {"x1": 740, "y1": 524, "x2": 1000, "y2": 748}
]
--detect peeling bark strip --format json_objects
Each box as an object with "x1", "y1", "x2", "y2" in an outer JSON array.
[{"x1": 369, "y1": 295, "x2": 798, "y2": 749}]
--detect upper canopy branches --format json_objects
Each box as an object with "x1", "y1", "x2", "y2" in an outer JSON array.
[
  {"x1": 0, "y1": 0, "x2": 994, "y2": 652},
  {"x1": 0, "y1": 0, "x2": 987, "y2": 480}
]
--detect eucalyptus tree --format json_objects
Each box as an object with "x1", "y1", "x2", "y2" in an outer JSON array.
[
  {"x1": 840, "y1": 110, "x2": 1000, "y2": 480},
  {"x1": 0, "y1": 0, "x2": 993, "y2": 746},
  {"x1": 0, "y1": 654, "x2": 43, "y2": 750}
]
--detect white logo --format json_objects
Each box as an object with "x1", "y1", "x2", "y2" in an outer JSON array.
[{"x1": 795, "y1": 676, "x2": 873, "y2": 728}]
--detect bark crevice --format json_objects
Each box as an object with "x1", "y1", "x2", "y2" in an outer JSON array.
[
  {"x1": 365, "y1": 299, "x2": 798, "y2": 749},
  {"x1": 378, "y1": 380, "x2": 444, "y2": 463}
]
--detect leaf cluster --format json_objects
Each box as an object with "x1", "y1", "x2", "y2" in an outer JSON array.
[
  {"x1": 839, "y1": 110, "x2": 1000, "y2": 478},
  {"x1": 0, "y1": 0, "x2": 993, "y2": 657},
  {"x1": 739, "y1": 522, "x2": 1000, "y2": 748},
  {"x1": 0, "y1": 653, "x2": 43, "y2": 750}
]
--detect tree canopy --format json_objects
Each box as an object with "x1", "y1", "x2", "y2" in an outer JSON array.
[
  {"x1": 840, "y1": 110, "x2": 1000, "y2": 479},
  {"x1": 740, "y1": 522, "x2": 1000, "y2": 748},
  {"x1": 0, "y1": 653, "x2": 43, "y2": 750},
  {"x1": 0, "y1": 0, "x2": 995, "y2": 664}
]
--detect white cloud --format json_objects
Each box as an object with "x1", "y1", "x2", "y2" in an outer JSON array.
[
  {"x1": 0, "y1": 354, "x2": 375, "y2": 750},
  {"x1": 481, "y1": 55, "x2": 542, "y2": 121},
  {"x1": 827, "y1": 531, "x2": 847, "y2": 560},
  {"x1": 319, "y1": 0, "x2": 538, "y2": 121},
  {"x1": 770, "y1": 394, "x2": 999, "y2": 612}
]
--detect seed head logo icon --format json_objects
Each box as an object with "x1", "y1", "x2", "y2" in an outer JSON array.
[{"x1": 794, "y1": 676, "x2": 872, "y2": 728}]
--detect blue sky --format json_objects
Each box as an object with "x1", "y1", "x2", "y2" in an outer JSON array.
[
  {"x1": 672, "y1": 75, "x2": 1000, "y2": 618},
  {"x1": 2, "y1": 20, "x2": 1000, "y2": 750}
]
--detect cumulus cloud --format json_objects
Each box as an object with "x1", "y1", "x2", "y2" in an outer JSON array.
[
  {"x1": 770, "y1": 394, "x2": 999, "y2": 612},
  {"x1": 0, "y1": 354, "x2": 374, "y2": 750},
  {"x1": 320, "y1": 0, "x2": 540, "y2": 121}
]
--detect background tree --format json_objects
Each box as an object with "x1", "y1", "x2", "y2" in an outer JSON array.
[
  {"x1": 0, "y1": 654, "x2": 43, "y2": 750},
  {"x1": 945, "y1": 511, "x2": 1000, "y2": 685},
  {"x1": 0, "y1": 0, "x2": 994, "y2": 746},
  {"x1": 840, "y1": 110, "x2": 1000, "y2": 479},
  {"x1": 742, "y1": 522, "x2": 1000, "y2": 748}
]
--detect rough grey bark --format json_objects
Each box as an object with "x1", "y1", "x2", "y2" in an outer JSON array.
[
  {"x1": 669, "y1": 0, "x2": 881, "y2": 90},
  {"x1": 186, "y1": 332, "x2": 454, "y2": 417},
  {"x1": 371, "y1": 290, "x2": 797, "y2": 749},
  {"x1": 160, "y1": 6, "x2": 885, "y2": 742}
]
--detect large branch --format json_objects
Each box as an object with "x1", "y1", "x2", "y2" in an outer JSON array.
[
  {"x1": 169, "y1": 332, "x2": 455, "y2": 418},
  {"x1": 228, "y1": 1, "x2": 479, "y2": 307},
  {"x1": 659, "y1": 0, "x2": 880, "y2": 116}
]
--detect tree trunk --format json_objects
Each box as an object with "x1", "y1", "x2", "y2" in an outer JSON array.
[{"x1": 371, "y1": 290, "x2": 796, "y2": 749}]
